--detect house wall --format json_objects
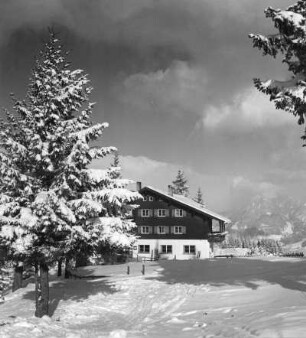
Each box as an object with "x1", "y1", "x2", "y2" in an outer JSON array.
[
  {"x1": 133, "y1": 239, "x2": 211, "y2": 260},
  {"x1": 134, "y1": 193, "x2": 212, "y2": 240}
]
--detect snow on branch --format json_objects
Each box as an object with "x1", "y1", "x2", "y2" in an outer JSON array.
[
  {"x1": 89, "y1": 217, "x2": 137, "y2": 247},
  {"x1": 0, "y1": 152, "x2": 12, "y2": 167},
  {"x1": 68, "y1": 198, "x2": 103, "y2": 219},
  {"x1": 88, "y1": 146, "x2": 117, "y2": 160},
  {"x1": 33, "y1": 190, "x2": 76, "y2": 225},
  {"x1": 273, "y1": 10, "x2": 306, "y2": 31},
  {"x1": 83, "y1": 169, "x2": 109, "y2": 184},
  {"x1": 56, "y1": 199, "x2": 76, "y2": 224},
  {"x1": 2, "y1": 137, "x2": 27, "y2": 156},
  {"x1": 260, "y1": 73, "x2": 305, "y2": 92},
  {"x1": 69, "y1": 123, "x2": 109, "y2": 142},
  {"x1": 111, "y1": 178, "x2": 134, "y2": 188},
  {"x1": 19, "y1": 207, "x2": 38, "y2": 228},
  {"x1": 84, "y1": 188, "x2": 141, "y2": 206},
  {"x1": 0, "y1": 194, "x2": 13, "y2": 204},
  {"x1": 0, "y1": 202, "x2": 19, "y2": 217}
]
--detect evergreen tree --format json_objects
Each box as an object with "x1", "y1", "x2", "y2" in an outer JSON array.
[
  {"x1": 109, "y1": 151, "x2": 122, "y2": 179},
  {"x1": 193, "y1": 187, "x2": 206, "y2": 207},
  {"x1": 172, "y1": 170, "x2": 189, "y2": 196},
  {"x1": 249, "y1": 1, "x2": 306, "y2": 143},
  {"x1": 0, "y1": 32, "x2": 141, "y2": 317}
]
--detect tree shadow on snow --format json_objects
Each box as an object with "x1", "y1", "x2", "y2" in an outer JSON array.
[
  {"x1": 146, "y1": 257, "x2": 306, "y2": 293},
  {"x1": 22, "y1": 267, "x2": 118, "y2": 316}
]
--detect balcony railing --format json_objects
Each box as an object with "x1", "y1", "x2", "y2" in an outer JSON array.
[{"x1": 208, "y1": 231, "x2": 227, "y2": 242}]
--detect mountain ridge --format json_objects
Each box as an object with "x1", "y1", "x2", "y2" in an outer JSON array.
[{"x1": 226, "y1": 194, "x2": 306, "y2": 246}]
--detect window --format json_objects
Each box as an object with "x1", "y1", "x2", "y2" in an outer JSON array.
[
  {"x1": 154, "y1": 209, "x2": 169, "y2": 217},
  {"x1": 140, "y1": 226, "x2": 151, "y2": 234},
  {"x1": 184, "y1": 245, "x2": 196, "y2": 254},
  {"x1": 212, "y1": 219, "x2": 221, "y2": 232},
  {"x1": 157, "y1": 226, "x2": 167, "y2": 234},
  {"x1": 139, "y1": 245, "x2": 150, "y2": 253},
  {"x1": 174, "y1": 209, "x2": 184, "y2": 217},
  {"x1": 171, "y1": 226, "x2": 186, "y2": 234},
  {"x1": 161, "y1": 245, "x2": 172, "y2": 254},
  {"x1": 149, "y1": 196, "x2": 154, "y2": 201},
  {"x1": 174, "y1": 226, "x2": 183, "y2": 234},
  {"x1": 141, "y1": 209, "x2": 151, "y2": 217},
  {"x1": 143, "y1": 196, "x2": 148, "y2": 201},
  {"x1": 157, "y1": 209, "x2": 167, "y2": 217}
]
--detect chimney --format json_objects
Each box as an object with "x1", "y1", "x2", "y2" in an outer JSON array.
[
  {"x1": 136, "y1": 181, "x2": 142, "y2": 191},
  {"x1": 168, "y1": 185, "x2": 173, "y2": 196}
]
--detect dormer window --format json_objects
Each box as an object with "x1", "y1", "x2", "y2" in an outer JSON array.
[
  {"x1": 148, "y1": 196, "x2": 154, "y2": 201},
  {"x1": 143, "y1": 196, "x2": 148, "y2": 201}
]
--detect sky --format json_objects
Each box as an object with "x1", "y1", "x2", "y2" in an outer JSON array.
[{"x1": 0, "y1": 0, "x2": 304, "y2": 212}]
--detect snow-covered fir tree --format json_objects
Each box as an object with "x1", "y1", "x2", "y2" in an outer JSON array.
[
  {"x1": 193, "y1": 187, "x2": 206, "y2": 207},
  {"x1": 0, "y1": 31, "x2": 141, "y2": 317},
  {"x1": 172, "y1": 170, "x2": 189, "y2": 196},
  {"x1": 109, "y1": 151, "x2": 122, "y2": 180},
  {"x1": 249, "y1": 1, "x2": 306, "y2": 143}
]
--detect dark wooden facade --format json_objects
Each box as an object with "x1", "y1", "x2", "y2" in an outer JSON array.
[{"x1": 134, "y1": 186, "x2": 227, "y2": 241}]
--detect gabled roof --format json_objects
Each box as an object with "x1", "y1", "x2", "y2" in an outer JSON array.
[{"x1": 140, "y1": 186, "x2": 231, "y2": 224}]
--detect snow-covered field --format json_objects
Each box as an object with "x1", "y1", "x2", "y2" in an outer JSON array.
[{"x1": 1, "y1": 257, "x2": 306, "y2": 338}]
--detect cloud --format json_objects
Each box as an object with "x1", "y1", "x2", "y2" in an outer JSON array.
[
  {"x1": 120, "y1": 155, "x2": 171, "y2": 184},
  {"x1": 0, "y1": 1, "x2": 293, "y2": 87},
  {"x1": 232, "y1": 176, "x2": 281, "y2": 197},
  {"x1": 0, "y1": 0, "x2": 65, "y2": 41},
  {"x1": 0, "y1": 0, "x2": 294, "y2": 115},
  {"x1": 202, "y1": 88, "x2": 295, "y2": 131},
  {"x1": 117, "y1": 61, "x2": 208, "y2": 117}
]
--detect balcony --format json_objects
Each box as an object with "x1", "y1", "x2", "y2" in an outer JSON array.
[{"x1": 208, "y1": 231, "x2": 228, "y2": 242}]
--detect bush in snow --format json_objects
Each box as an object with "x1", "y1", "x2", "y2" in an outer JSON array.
[{"x1": 0, "y1": 31, "x2": 141, "y2": 317}]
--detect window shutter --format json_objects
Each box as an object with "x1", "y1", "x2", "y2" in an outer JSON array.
[
  {"x1": 182, "y1": 226, "x2": 186, "y2": 234},
  {"x1": 165, "y1": 226, "x2": 170, "y2": 234},
  {"x1": 183, "y1": 210, "x2": 187, "y2": 217},
  {"x1": 149, "y1": 209, "x2": 153, "y2": 217},
  {"x1": 149, "y1": 226, "x2": 153, "y2": 234},
  {"x1": 172, "y1": 209, "x2": 176, "y2": 217},
  {"x1": 138, "y1": 209, "x2": 142, "y2": 217},
  {"x1": 154, "y1": 226, "x2": 158, "y2": 234},
  {"x1": 138, "y1": 227, "x2": 141, "y2": 234},
  {"x1": 170, "y1": 226, "x2": 175, "y2": 234},
  {"x1": 154, "y1": 209, "x2": 158, "y2": 217},
  {"x1": 165, "y1": 209, "x2": 170, "y2": 217}
]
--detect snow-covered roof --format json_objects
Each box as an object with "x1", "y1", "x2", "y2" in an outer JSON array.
[{"x1": 141, "y1": 186, "x2": 231, "y2": 224}]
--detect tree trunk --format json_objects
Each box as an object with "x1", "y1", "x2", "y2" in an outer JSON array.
[
  {"x1": 57, "y1": 259, "x2": 62, "y2": 277},
  {"x1": 12, "y1": 263, "x2": 23, "y2": 292},
  {"x1": 35, "y1": 263, "x2": 49, "y2": 318}
]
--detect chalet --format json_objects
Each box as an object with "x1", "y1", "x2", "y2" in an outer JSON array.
[{"x1": 132, "y1": 183, "x2": 231, "y2": 260}]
